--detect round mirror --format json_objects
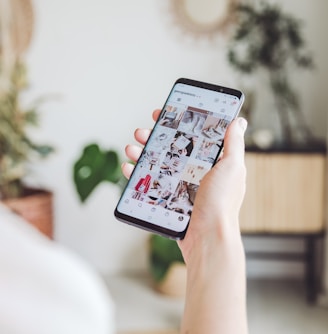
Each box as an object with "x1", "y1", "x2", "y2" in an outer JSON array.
[{"x1": 170, "y1": 0, "x2": 238, "y2": 36}]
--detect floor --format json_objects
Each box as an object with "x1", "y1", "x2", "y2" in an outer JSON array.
[
  {"x1": 247, "y1": 280, "x2": 328, "y2": 334},
  {"x1": 106, "y1": 274, "x2": 183, "y2": 334},
  {"x1": 105, "y1": 274, "x2": 328, "y2": 334}
]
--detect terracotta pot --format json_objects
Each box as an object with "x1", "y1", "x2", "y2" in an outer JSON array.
[
  {"x1": 3, "y1": 188, "x2": 53, "y2": 239},
  {"x1": 155, "y1": 262, "x2": 187, "y2": 298}
]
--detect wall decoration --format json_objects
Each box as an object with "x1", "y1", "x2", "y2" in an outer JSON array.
[{"x1": 168, "y1": 0, "x2": 239, "y2": 38}]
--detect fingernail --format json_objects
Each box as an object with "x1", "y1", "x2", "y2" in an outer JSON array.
[{"x1": 238, "y1": 117, "x2": 248, "y2": 132}]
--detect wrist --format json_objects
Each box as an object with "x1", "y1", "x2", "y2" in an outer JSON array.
[
  {"x1": 180, "y1": 215, "x2": 244, "y2": 266},
  {"x1": 181, "y1": 222, "x2": 248, "y2": 334},
  {"x1": 186, "y1": 230, "x2": 245, "y2": 271}
]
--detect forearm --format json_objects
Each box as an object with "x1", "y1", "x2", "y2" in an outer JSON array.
[{"x1": 180, "y1": 228, "x2": 248, "y2": 334}]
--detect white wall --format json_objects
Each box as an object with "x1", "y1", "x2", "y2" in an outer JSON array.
[{"x1": 25, "y1": 0, "x2": 327, "y2": 277}]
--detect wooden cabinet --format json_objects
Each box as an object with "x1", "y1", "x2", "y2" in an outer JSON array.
[
  {"x1": 240, "y1": 152, "x2": 326, "y2": 234},
  {"x1": 239, "y1": 151, "x2": 326, "y2": 303}
]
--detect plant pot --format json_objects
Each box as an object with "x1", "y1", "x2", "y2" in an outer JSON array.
[
  {"x1": 2, "y1": 188, "x2": 53, "y2": 239},
  {"x1": 154, "y1": 262, "x2": 187, "y2": 298}
]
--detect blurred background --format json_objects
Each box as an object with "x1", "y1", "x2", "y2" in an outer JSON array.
[
  {"x1": 1, "y1": 0, "x2": 328, "y2": 333},
  {"x1": 27, "y1": 0, "x2": 328, "y2": 276}
]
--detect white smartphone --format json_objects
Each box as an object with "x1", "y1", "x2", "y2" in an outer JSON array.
[{"x1": 114, "y1": 78, "x2": 244, "y2": 239}]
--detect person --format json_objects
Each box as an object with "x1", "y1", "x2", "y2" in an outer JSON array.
[
  {"x1": 123, "y1": 109, "x2": 249, "y2": 334},
  {"x1": 0, "y1": 109, "x2": 247, "y2": 334},
  {"x1": 0, "y1": 202, "x2": 115, "y2": 334}
]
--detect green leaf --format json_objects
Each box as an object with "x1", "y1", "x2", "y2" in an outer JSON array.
[
  {"x1": 73, "y1": 143, "x2": 122, "y2": 202},
  {"x1": 24, "y1": 109, "x2": 39, "y2": 126},
  {"x1": 33, "y1": 144, "x2": 55, "y2": 157},
  {"x1": 150, "y1": 253, "x2": 170, "y2": 282}
]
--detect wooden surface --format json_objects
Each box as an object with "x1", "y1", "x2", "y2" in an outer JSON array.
[{"x1": 240, "y1": 152, "x2": 326, "y2": 233}]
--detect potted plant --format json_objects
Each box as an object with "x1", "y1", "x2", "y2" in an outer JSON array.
[
  {"x1": 227, "y1": 2, "x2": 316, "y2": 148},
  {"x1": 0, "y1": 0, "x2": 54, "y2": 237},
  {"x1": 149, "y1": 234, "x2": 186, "y2": 297},
  {"x1": 0, "y1": 62, "x2": 54, "y2": 237}
]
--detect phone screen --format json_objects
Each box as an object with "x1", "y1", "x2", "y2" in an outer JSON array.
[{"x1": 114, "y1": 78, "x2": 244, "y2": 239}]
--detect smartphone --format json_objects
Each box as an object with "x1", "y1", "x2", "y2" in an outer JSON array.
[{"x1": 114, "y1": 78, "x2": 244, "y2": 239}]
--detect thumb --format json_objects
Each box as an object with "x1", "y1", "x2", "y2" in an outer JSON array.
[{"x1": 222, "y1": 117, "x2": 248, "y2": 162}]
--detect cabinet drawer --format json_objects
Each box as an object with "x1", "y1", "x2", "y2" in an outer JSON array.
[{"x1": 240, "y1": 153, "x2": 326, "y2": 233}]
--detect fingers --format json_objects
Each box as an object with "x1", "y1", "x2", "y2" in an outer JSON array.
[
  {"x1": 125, "y1": 144, "x2": 143, "y2": 163},
  {"x1": 222, "y1": 117, "x2": 247, "y2": 163},
  {"x1": 122, "y1": 109, "x2": 161, "y2": 179},
  {"x1": 152, "y1": 109, "x2": 161, "y2": 122},
  {"x1": 122, "y1": 145, "x2": 141, "y2": 179},
  {"x1": 121, "y1": 162, "x2": 135, "y2": 179},
  {"x1": 134, "y1": 128, "x2": 151, "y2": 146},
  {"x1": 134, "y1": 109, "x2": 161, "y2": 145}
]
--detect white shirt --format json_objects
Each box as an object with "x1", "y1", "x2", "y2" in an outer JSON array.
[{"x1": 0, "y1": 204, "x2": 115, "y2": 334}]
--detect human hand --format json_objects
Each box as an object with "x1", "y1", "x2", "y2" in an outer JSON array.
[
  {"x1": 180, "y1": 117, "x2": 248, "y2": 334},
  {"x1": 178, "y1": 117, "x2": 247, "y2": 263},
  {"x1": 122, "y1": 109, "x2": 247, "y2": 263}
]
